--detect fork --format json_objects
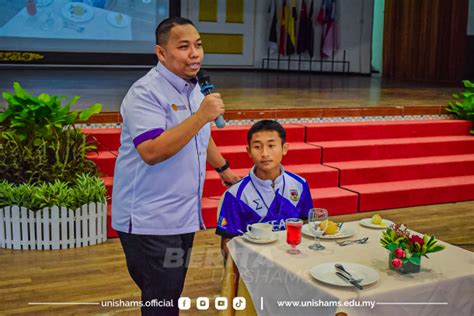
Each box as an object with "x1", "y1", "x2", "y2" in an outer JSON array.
[{"x1": 336, "y1": 237, "x2": 369, "y2": 246}]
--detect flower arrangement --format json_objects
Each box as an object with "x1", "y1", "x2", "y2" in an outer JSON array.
[{"x1": 380, "y1": 224, "x2": 445, "y2": 272}]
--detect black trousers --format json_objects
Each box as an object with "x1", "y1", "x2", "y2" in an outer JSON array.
[{"x1": 118, "y1": 231, "x2": 195, "y2": 316}]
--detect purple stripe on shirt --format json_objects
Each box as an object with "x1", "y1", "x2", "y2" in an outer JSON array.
[{"x1": 133, "y1": 128, "x2": 165, "y2": 147}]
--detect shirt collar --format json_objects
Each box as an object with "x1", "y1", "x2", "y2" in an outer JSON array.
[
  {"x1": 249, "y1": 165, "x2": 285, "y2": 190},
  {"x1": 156, "y1": 62, "x2": 197, "y2": 94}
]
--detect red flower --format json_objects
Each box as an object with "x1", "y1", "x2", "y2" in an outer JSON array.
[
  {"x1": 391, "y1": 258, "x2": 403, "y2": 268},
  {"x1": 394, "y1": 248, "x2": 405, "y2": 258},
  {"x1": 410, "y1": 235, "x2": 424, "y2": 246}
]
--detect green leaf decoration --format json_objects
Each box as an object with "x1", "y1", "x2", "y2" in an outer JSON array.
[
  {"x1": 79, "y1": 103, "x2": 102, "y2": 121},
  {"x1": 409, "y1": 255, "x2": 420, "y2": 265},
  {"x1": 447, "y1": 80, "x2": 474, "y2": 134},
  {"x1": 0, "y1": 82, "x2": 102, "y2": 188}
]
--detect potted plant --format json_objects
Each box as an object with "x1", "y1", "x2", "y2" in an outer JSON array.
[
  {"x1": 0, "y1": 82, "x2": 107, "y2": 250},
  {"x1": 380, "y1": 223, "x2": 445, "y2": 273},
  {"x1": 446, "y1": 80, "x2": 474, "y2": 134}
]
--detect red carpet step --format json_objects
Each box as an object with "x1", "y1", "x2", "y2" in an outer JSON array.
[
  {"x1": 202, "y1": 186, "x2": 358, "y2": 227},
  {"x1": 309, "y1": 135, "x2": 474, "y2": 163},
  {"x1": 83, "y1": 127, "x2": 121, "y2": 151},
  {"x1": 328, "y1": 154, "x2": 474, "y2": 185},
  {"x1": 212, "y1": 124, "x2": 305, "y2": 146},
  {"x1": 344, "y1": 175, "x2": 474, "y2": 212},
  {"x1": 209, "y1": 143, "x2": 321, "y2": 170},
  {"x1": 84, "y1": 119, "x2": 474, "y2": 238},
  {"x1": 304, "y1": 120, "x2": 472, "y2": 142},
  {"x1": 204, "y1": 164, "x2": 339, "y2": 197}
]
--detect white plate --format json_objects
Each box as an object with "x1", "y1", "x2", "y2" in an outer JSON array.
[
  {"x1": 310, "y1": 262, "x2": 379, "y2": 287},
  {"x1": 107, "y1": 12, "x2": 131, "y2": 28},
  {"x1": 302, "y1": 223, "x2": 355, "y2": 239},
  {"x1": 62, "y1": 3, "x2": 94, "y2": 23},
  {"x1": 242, "y1": 232, "x2": 279, "y2": 244},
  {"x1": 359, "y1": 218, "x2": 394, "y2": 229}
]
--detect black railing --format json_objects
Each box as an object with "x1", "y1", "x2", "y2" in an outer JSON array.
[{"x1": 261, "y1": 49, "x2": 350, "y2": 73}]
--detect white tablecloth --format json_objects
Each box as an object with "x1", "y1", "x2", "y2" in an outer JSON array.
[
  {"x1": 227, "y1": 221, "x2": 474, "y2": 316},
  {"x1": 0, "y1": 1, "x2": 132, "y2": 40}
]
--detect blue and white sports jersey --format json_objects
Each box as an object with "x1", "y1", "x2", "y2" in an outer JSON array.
[{"x1": 216, "y1": 166, "x2": 313, "y2": 238}]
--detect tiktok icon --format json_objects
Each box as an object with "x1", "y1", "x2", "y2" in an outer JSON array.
[{"x1": 233, "y1": 297, "x2": 246, "y2": 310}]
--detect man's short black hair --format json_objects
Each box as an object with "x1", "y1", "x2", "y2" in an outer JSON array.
[
  {"x1": 155, "y1": 17, "x2": 195, "y2": 46},
  {"x1": 247, "y1": 120, "x2": 287, "y2": 145}
]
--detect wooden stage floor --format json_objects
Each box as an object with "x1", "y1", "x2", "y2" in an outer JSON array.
[
  {"x1": 0, "y1": 69, "x2": 460, "y2": 116},
  {"x1": 1, "y1": 201, "x2": 472, "y2": 315}
]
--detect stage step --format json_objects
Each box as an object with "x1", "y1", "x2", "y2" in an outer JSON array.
[
  {"x1": 344, "y1": 175, "x2": 474, "y2": 212},
  {"x1": 83, "y1": 127, "x2": 121, "y2": 151},
  {"x1": 304, "y1": 120, "x2": 472, "y2": 142},
  {"x1": 82, "y1": 123, "x2": 306, "y2": 152},
  {"x1": 83, "y1": 119, "x2": 474, "y2": 238},
  {"x1": 210, "y1": 142, "x2": 321, "y2": 170},
  {"x1": 212, "y1": 124, "x2": 305, "y2": 146},
  {"x1": 202, "y1": 187, "x2": 359, "y2": 228},
  {"x1": 328, "y1": 154, "x2": 474, "y2": 185},
  {"x1": 204, "y1": 164, "x2": 339, "y2": 197},
  {"x1": 310, "y1": 135, "x2": 474, "y2": 163}
]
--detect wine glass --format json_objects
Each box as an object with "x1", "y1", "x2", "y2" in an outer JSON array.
[
  {"x1": 286, "y1": 218, "x2": 303, "y2": 255},
  {"x1": 308, "y1": 208, "x2": 328, "y2": 251}
]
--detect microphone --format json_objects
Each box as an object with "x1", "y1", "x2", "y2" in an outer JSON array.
[{"x1": 197, "y1": 69, "x2": 225, "y2": 128}]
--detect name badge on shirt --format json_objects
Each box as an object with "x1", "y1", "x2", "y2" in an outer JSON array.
[{"x1": 171, "y1": 103, "x2": 187, "y2": 112}]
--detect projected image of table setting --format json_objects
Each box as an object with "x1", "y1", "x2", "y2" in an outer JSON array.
[
  {"x1": 0, "y1": 0, "x2": 132, "y2": 40},
  {"x1": 226, "y1": 213, "x2": 473, "y2": 316}
]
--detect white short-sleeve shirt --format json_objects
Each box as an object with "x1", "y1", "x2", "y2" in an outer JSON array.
[{"x1": 112, "y1": 63, "x2": 210, "y2": 235}]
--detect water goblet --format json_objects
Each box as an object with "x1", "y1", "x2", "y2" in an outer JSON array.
[{"x1": 308, "y1": 208, "x2": 328, "y2": 251}]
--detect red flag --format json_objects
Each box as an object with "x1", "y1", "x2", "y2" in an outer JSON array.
[{"x1": 279, "y1": 0, "x2": 287, "y2": 55}]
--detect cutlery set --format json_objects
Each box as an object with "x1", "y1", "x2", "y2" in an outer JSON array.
[
  {"x1": 335, "y1": 263, "x2": 364, "y2": 290},
  {"x1": 336, "y1": 237, "x2": 369, "y2": 246}
]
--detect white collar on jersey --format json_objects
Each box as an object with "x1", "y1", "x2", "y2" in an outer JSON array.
[{"x1": 249, "y1": 165, "x2": 285, "y2": 191}]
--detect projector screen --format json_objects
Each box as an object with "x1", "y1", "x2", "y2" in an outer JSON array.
[{"x1": 0, "y1": 0, "x2": 175, "y2": 62}]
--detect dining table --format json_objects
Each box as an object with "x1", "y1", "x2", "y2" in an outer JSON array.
[{"x1": 226, "y1": 220, "x2": 474, "y2": 316}]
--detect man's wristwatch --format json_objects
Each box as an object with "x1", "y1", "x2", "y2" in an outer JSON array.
[{"x1": 215, "y1": 160, "x2": 230, "y2": 173}]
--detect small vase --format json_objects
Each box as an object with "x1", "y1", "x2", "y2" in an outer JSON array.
[{"x1": 389, "y1": 253, "x2": 421, "y2": 274}]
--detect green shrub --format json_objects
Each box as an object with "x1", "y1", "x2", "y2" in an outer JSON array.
[
  {"x1": 0, "y1": 82, "x2": 106, "y2": 208},
  {"x1": 0, "y1": 82, "x2": 102, "y2": 184},
  {"x1": 0, "y1": 174, "x2": 106, "y2": 211},
  {"x1": 447, "y1": 80, "x2": 474, "y2": 134}
]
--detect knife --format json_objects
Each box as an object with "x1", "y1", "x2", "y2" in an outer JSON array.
[
  {"x1": 335, "y1": 264, "x2": 364, "y2": 289},
  {"x1": 336, "y1": 272, "x2": 363, "y2": 290}
]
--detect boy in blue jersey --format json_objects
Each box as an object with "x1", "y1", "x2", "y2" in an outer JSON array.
[{"x1": 216, "y1": 120, "x2": 313, "y2": 256}]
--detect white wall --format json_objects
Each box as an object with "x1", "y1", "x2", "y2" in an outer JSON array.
[
  {"x1": 253, "y1": 0, "x2": 374, "y2": 74},
  {"x1": 182, "y1": 0, "x2": 374, "y2": 74}
]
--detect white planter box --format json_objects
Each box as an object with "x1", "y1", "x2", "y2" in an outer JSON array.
[{"x1": 0, "y1": 202, "x2": 107, "y2": 250}]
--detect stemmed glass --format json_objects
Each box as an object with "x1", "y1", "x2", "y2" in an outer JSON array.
[
  {"x1": 308, "y1": 208, "x2": 328, "y2": 251},
  {"x1": 286, "y1": 218, "x2": 303, "y2": 255}
]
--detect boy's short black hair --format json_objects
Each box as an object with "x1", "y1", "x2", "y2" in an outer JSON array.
[
  {"x1": 155, "y1": 17, "x2": 195, "y2": 46},
  {"x1": 247, "y1": 120, "x2": 286, "y2": 145}
]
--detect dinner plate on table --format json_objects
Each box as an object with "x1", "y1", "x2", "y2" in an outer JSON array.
[
  {"x1": 310, "y1": 262, "x2": 379, "y2": 287},
  {"x1": 359, "y1": 218, "x2": 394, "y2": 229},
  {"x1": 302, "y1": 223, "x2": 355, "y2": 240},
  {"x1": 241, "y1": 232, "x2": 279, "y2": 244},
  {"x1": 62, "y1": 3, "x2": 94, "y2": 23}
]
